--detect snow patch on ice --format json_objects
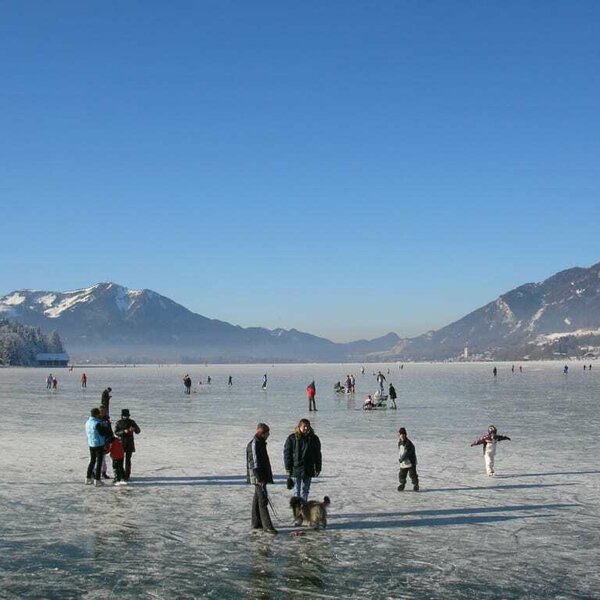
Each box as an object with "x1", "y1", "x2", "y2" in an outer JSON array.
[{"x1": 564, "y1": 318, "x2": 572, "y2": 326}]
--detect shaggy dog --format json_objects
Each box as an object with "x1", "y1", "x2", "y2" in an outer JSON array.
[{"x1": 290, "y1": 496, "x2": 331, "y2": 529}]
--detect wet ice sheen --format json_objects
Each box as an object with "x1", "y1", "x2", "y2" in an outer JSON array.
[{"x1": 0, "y1": 362, "x2": 599, "y2": 599}]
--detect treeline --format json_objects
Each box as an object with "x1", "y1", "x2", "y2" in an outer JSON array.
[{"x1": 0, "y1": 319, "x2": 65, "y2": 366}]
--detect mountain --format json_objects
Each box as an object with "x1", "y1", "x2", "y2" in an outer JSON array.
[
  {"x1": 1, "y1": 263, "x2": 599, "y2": 363},
  {"x1": 0, "y1": 283, "x2": 345, "y2": 363},
  {"x1": 382, "y1": 262, "x2": 600, "y2": 361}
]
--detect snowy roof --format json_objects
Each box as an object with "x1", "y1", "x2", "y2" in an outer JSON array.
[{"x1": 36, "y1": 353, "x2": 70, "y2": 361}]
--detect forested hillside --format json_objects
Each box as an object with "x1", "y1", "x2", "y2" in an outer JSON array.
[{"x1": 0, "y1": 319, "x2": 65, "y2": 366}]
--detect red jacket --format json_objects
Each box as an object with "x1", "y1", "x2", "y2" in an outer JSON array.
[{"x1": 109, "y1": 438, "x2": 125, "y2": 460}]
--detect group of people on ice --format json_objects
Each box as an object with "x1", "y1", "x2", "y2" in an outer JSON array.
[{"x1": 85, "y1": 386, "x2": 141, "y2": 486}]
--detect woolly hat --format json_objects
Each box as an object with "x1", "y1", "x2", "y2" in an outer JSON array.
[
  {"x1": 121, "y1": 408, "x2": 130, "y2": 417},
  {"x1": 398, "y1": 427, "x2": 407, "y2": 435}
]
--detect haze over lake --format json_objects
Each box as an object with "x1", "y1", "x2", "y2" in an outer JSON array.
[{"x1": 1, "y1": 362, "x2": 598, "y2": 599}]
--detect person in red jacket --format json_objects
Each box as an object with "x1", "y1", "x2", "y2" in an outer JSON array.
[
  {"x1": 108, "y1": 437, "x2": 127, "y2": 485},
  {"x1": 306, "y1": 380, "x2": 317, "y2": 412}
]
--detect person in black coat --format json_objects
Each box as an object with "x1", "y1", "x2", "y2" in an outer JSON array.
[
  {"x1": 114, "y1": 408, "x2": 141, "y2": 481},
  {"x1": 246, "y1": 423, "x2": 277, "y2": 533},
  {"x1": 397, "y1": 427, "x2": 419, "y2": 491},
  {"x1": 100, "y1": 387, "x2": 112, "y2": 414},
  {"x1": 283, "y1": 418, "x2": 322, "y2": 503}
]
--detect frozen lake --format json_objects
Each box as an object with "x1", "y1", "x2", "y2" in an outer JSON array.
[{"x1": 1, "y1": 362, "x2": 599, "y2": 599}]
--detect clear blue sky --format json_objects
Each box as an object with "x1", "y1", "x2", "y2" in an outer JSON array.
[{"x1": 1, "y1": 1, "x2": 599, "y2": 341}]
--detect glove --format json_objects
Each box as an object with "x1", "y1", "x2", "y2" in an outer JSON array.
[{"x1": 286, "y1": 477, "x2": 294, "y2": 490}]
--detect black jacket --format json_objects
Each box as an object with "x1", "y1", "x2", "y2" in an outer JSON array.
[
  {"x1": 115, "y1": 418, "x2": 141, "y2": 452},
  {"x1": 398, "y1": 438, "x2": 417, "y2": 467},
  {"x1": 283, "y1": 431, "x2": 322, "y2": 478},
  {"x1": 101, "y1": 389, "x2": 111, "y2": 411},
  {"x1": 246, "y1": 435, "x2": 273, "y2": 484}
]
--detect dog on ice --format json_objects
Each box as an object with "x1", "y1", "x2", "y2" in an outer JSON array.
[{"x1": 290, "y1": 496, "x2": 330, "y2": 529}]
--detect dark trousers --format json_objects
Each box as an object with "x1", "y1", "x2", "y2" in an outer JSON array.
[
  {"x1": 308, "y1": 396, "x2": 317, "y2": 411},
  {"x1": 124, "y1": 450, "x2": 134, "y2": 480},
  {"x1": 87, "y1": 446, "x2": 104, "y2": 480},
  {"x1": 398, "y1": 466, "x2": 419, "y2": 490},
  {"x1": 251, "y1": 484, "x2": 275, "y2": 530},
  {"x1": 113, "y1": 458, "x2": 125, "y2": 481}
]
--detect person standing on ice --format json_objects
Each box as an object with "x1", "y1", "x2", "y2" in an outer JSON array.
[
  {"x1": 85, "y1": 407, "x2": 107, "y2": 486},
  {"x1": 46, "y1": 374, "x2": 53, "y2": 389},
  {"x1": 115, "y1": 408, "x2": 141, "y2": 481},
  {"x1": 388, "y1": 383, "x2": 398, "y2": 409},
  {"x1": 397, "y1": 427, "x2": 419, "y2": 491},
  {"x1": 376, "y1": 371, "x2": 386, "y2": 393},
  {"x1": 470, "y1": 425, "x2": 511, "y2": 476},
  {"x1": 262, "y1": 374, "x2": 268, "y2": 389},
  {"x1": 306, "y1": 380, "x2": 317, "y2": 411},
  {"x1": 284, "y1": 418, "x2": 322, "y2": 506},
  {"x1": 80, "y1": 373, "x2": 87, "y2": 388},
  {"x1": 101, "y1": 387, "x2": 112, "y2": 414},
  {"x1": 246, "y1": 423, "x2": 277, "y2": 534}
]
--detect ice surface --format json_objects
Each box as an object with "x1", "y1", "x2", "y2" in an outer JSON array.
[{"x1": 1, "y1": 362, "x2": 599, "y2": 599}]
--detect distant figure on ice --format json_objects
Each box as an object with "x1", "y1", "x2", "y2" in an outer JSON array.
[
  {"x1": 470, "y1": 425, "x2": 511, "y2": 476},
  {"x1": 388, "y1": 383, "x2": 397, "y2": 409},
  {"x1": 101, "y1": 387, "x2": 112, "y2": 414},
  {"x1": 115, "y1": 408, "x2": 141, "y2": 482},
  {"x1": 183, "y1": 375, "x2": 192, "y2": 394},
  {"x1": 46, "y1": 374, "x2": 53, "y2": 389},
  {"x1": 397, "y1": 427, "x2": 419, "y2": 491},
  {"x1": 363, "y1": 395, "x2": 374, "y2": 410},
  {"x1": 207, "y1": 375, "x2": 211, "y2": 384},
  {"x1": 306, "y1": 380, "x2": 317, "y2": 411},
  {"x1": 564, "y1": 365, "x2": 569, "y2": 374},
  {"x1": 228, "y1": 375, "x2": 233, "y2": 386},
  {"x1": 52, "y1": 377, "x2": 58, "y2": 390},
  {"x1": 519, "y1": 365, "x2": 523, "y2": 373},
  {"x1": 80, "y1": 373, "x2": 87, "y2": 388},
  {"x1": 493, "y1": 367, "x2": 497, "y2": 377},
  {"x1": 284, "y1": 418, "x2": 322, "y2": 506},
  {"x1": 511, "y1": 365, "x2": 515, "y2": 373},
  {"x1": 350, "y1": 374, "x2": 356, "y2": 392},
  {"x1": 360, "y1": 366, "x2": 365, "y2": 375},
  {"x1": 376, "y1": 371, "x2": 386, "y2": 393},
  {"x1": 246, "y1": 423, "x2": 277, "y2": 534},
  {"x1": 262, "y1": 374, "x2": 268, "y2": 389}
]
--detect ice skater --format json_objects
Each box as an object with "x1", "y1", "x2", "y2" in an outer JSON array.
[
  {"x1": 470, "y1": 425, "x2": 511, "y2": 476},
  {"x1": 246, "y1": 423, "x2": 277, "y2": 534},
  {"x1": 262, "y1": 374, "x2": 268, "y2": 389},
  {"x1": 80, "y1": 373, "x2": 87, "y2": 388},
  {"x1": 46, "y1": 374, "x2": 53, "y2": 389},
  {"x1": 397, "y1": 427, "x2": 419, "y2": 491},
  {"x1": 306, "y1": 380, "x2": 317, "y2": 411},
  {"x1": 376, "y1": 371, "x2": 386, "y2": 393}
]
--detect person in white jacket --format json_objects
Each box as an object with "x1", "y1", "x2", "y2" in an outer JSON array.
[{"x1": 470, "y1": 425, "x2": 511, "y2": 476}]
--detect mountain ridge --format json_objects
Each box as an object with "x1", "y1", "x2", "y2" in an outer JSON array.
[{"x1": 1, "y1": 262, "x2": 599, "y2": 362}]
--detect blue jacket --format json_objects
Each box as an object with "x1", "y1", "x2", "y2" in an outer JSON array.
[{"x1": 86, "y1": 416, "x2": 106, "y2": 448}]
